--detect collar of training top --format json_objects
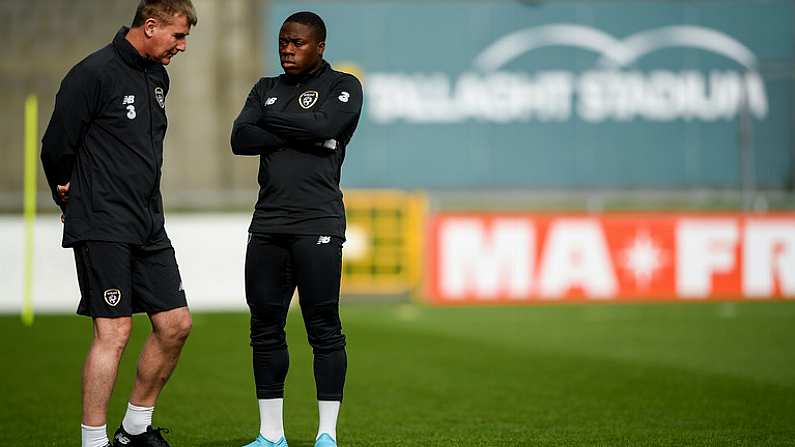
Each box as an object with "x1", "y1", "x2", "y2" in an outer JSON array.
[
  {"x1": 113, "y1": 26, "x2": 160, "y2": 71},
  {"x1": 282, "y1": 60, "x2": 330, "y2": 84}
]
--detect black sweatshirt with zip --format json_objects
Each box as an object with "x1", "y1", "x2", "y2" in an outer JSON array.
[
  {"x1": 41, "y1": 27, "x2": 172, "y2": 248},
  {"x1": 231, "y1": 61, "x2": 363, "y2": 239}
]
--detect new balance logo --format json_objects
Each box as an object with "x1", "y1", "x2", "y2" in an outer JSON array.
[
  {"x1": 265, "y1": 97, "x2": 278, "y2": 106},
  {"x1": 123, "y1": 95, "x2": 137, "y2": 120},
  {"x1": 317, "y1": 236, "x2": 331, "y2": 245},
  {"x1": 115, "y1": 434, "x2": 131, "y2": 445}
]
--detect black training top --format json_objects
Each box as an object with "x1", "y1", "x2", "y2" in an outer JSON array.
[
  {"x1": 41, "y1": 27, "x2": 172, "y2": 248},
  {"x1": 231, "y1": 61, "x2": 363, "y2": 238}
]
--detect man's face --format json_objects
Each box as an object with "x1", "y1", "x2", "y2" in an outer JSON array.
[
  {"x1": 279, "y1": 21, "x2": 324, "y2": 76},
  {"x1": 144, "y1": 14, "x2": 191, "y2": 65}
]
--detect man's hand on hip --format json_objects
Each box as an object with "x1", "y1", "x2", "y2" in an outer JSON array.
[
  {"x1": 58, "y1": 182, "x2": 70, "y2": 223},
  {"x1": 57, "y1": 182, "x2": 70, "y2": 202}
]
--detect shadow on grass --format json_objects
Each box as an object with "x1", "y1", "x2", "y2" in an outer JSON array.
[
  {"x1": 198, "y1": 439, "x2": 315, "y2": 447},
  {"x1": 198, "y1": 439, "x2": 247, "y2": 447}
]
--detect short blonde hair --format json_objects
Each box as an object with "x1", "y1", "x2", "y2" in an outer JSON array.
[{"x1": 131, "y1": 0, "x2": 198, "y2": 27}]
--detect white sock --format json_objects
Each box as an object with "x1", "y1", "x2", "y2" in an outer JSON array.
[
  {"x1": 122, "y1": 402, "x2": 154, "y2": 435},
  {"x1": 316, "y1": 400, "x2": 340, "y2": 440},
  {"x1": 81, "y1": 424, "x2": 109, "y2": 447},
  {"x1": 258, "y1": 398, "x2": 285, "y2": 442}
]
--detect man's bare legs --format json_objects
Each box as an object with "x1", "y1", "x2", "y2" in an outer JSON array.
[
  {"x1": 82, "y1": 317, "x2": 133, "y2": 426},
  {"x1": 82, "y1": 307, "x2": 191, "y2": 444},
  {"x1": 129, "y1": 307, "x2": 192, "y2": 407}
]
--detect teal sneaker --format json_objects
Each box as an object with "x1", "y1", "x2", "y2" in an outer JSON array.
[
  {"x1": 242, "y1": 434, "x2": 288, "y2": 447},
  {"x1": 314, "y1": 433, "x2": 337, "y2": 447}
]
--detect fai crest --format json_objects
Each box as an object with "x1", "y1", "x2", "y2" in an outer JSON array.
[
  {"x1": 104, "y1": 289, "x2": 122, "y2": 307},
  {"x1": 298, "y1": 90, "x2": 319, "y2": 109},
  {"x1": 154, "y1": 87, "x2": 165, "y2": 108}
]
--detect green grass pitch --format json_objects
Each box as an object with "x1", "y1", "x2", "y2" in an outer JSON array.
[{"x1": 1, "y1": 301, "x2": 794, "y2": 446}]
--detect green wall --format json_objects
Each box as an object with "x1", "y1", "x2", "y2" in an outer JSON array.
[{"x1": 266, "y1": 0, "x2": 794, "y2": 189}]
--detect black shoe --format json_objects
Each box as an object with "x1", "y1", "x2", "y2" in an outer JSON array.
[{"x1": 113, "y1": 425, "x2": 171, "y2": 447}]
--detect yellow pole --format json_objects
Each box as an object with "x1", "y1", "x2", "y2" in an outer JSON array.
[{"x1": 22, "y1": 95, "x2": 38, "y2": 326}]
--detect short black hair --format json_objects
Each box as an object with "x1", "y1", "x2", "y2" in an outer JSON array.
[{"x1": 284, "y1": 11, "x2": 326, "y2": 42}]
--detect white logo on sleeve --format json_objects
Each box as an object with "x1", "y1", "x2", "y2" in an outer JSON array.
[
  {"x1": 265, "y1": 97, "x2": 278, "y2": 106},
  {"x1": 321, "y1": 139, "x2": 338, "y2": 150},
  {"x1": 317, "y1": 236, "x2": 331, "y2": 245},
  {"x1": 123, "y1": 95, "x2": 136, "y2": 119},
  {"x1": 338, "y1": 91, "x2": 350, "y2": 103}
]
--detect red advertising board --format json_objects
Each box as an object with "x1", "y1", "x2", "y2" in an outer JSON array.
[{"x1": 426, "y1": 213, "x2": 795, "y2": 304}]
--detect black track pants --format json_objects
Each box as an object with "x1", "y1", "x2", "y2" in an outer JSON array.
[{"x1": 245, "y1": 233, "x2": 347, "y2": 401}]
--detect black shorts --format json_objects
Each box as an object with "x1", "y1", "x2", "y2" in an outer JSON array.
[{"x1": 73, "y1": 241, "x2": 187, "y2": 318}]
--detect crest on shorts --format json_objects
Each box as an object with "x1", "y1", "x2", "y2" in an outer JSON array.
[
  {"x1": 154, "y1": 87, "x2": 165, "y2": 108},
  {"x1": 298, "y1": 90, "x2": 319, "y2": 109},
  {"x1": 104, "y1": 289, "x2": 121, "y2": 307}
]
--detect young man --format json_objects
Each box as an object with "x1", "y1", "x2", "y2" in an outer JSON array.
[
  {"x1": 40, "y1": 1, "x2": 197, "y2": 446},
  {"x1": 231, "y1": 11, "x2": 363, "y2": 447}
]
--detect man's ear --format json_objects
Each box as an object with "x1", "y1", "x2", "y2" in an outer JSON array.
[
  {"x1": 144, "y1": 17, "x2": 159, "y2": 38},
  {"x1": 318, "y1": 41, "x2": 326, "y2": 55}
]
